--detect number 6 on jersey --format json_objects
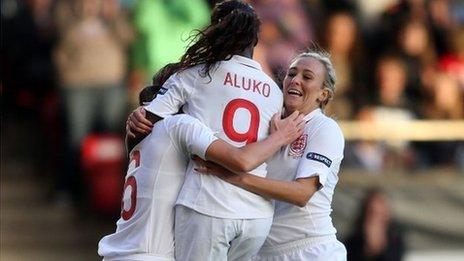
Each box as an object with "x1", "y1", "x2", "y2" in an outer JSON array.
[{"x1": 121, "y1": 150, "x2": 140, "y2": 221}]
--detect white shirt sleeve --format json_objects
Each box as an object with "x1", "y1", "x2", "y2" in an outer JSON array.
[
  {"x1": 166, "y1": 115, "x2": 218, "y2": 160},
  {"x1": 295, "y1": 120, "x2": 345, "y2": 187},
  {"x1": 144, "y1": 70, "x2": 196, "y2": 118}
]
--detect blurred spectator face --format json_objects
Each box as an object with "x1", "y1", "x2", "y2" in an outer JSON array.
[
  {"x1": 27, "y1": 0, "x2": 51, "y2": 10},
  {"x1": 283, "y1": 57, "x2": 327, "y2": 114},
  {"x1": 400, "y1": 21, "x2": 429, "y2": 57},
  {"x1": 377, "y1": 57, "x2": 407, "y2": 106},
  {"x1": 101, "y1": 0, "x2": 120, "y2": 20},
  {"x1": 433, "y1": 73, "x2": 463, "y2": 118},
  {"x1": 80, "y1": 0, "x2": 101, "y2": 18},
  {"x1": 327, "y1": 12, "x2": 357, "y2": 55},
  {"x1": 365, "y1": 192, "x2": 391, "y2": 223},
  {"x1": 260, "y1": 21, "x2": 282, "y2": 44},
  {"x1": 428, "y1": 0, "x2": 452, "y2": 27}
]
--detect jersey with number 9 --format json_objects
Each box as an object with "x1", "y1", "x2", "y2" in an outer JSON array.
[{"x1": 144, "y1": 55, "x2": 283, "y2": 219}]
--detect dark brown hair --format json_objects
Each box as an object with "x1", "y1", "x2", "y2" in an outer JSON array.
[
  {"x1": 139, "y1": 62, "x2": 181, "y2": 105},
  {"x1": 179, "y1": 0, "x2": 260, "y2": 78}
]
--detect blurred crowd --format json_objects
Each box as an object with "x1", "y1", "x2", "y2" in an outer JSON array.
[{"x1": 2, "y1": 0, "x2": 464, "y2": 204}]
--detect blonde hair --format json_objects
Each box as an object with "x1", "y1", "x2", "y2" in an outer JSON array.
[{"x1": 291, "y1": 47, "x2": 337, "y2": 110}]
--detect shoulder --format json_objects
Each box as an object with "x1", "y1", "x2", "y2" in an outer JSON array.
[
  {"x1": 175, "y1": 65, "x2": 203, "y2": 83},
  {"x1": 308, "y1": 113, "x2": 344, "y2": 142},
  {"x1": 315, "y1": 113, "x2": 342, "y2": 131},
  {"x1": 163, "y1": 114, "x2": 201, "y2": 128}
]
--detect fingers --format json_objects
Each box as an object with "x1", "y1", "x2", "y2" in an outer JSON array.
[
  {"x1": 296, "y1": 113, "x2": 305, "y2": 123},
  {"x1": 286, "y1": 110, "x2": 299, "y2": 120},
  {"x1": 192, "y1": 157, "x2": 216, "y2": 175},
  {"x1": 192, "y1": 156, "x2": 208, "y2": 173},
  {"x1": 133, "y1": 107, "x2": 153, "y2": 128},
  {"x1": 192, "y1": 155, "x2": 206, "y2": 164},
  {"x1": 271, "y1": 112, "x2": 280, "y2": 123},
  {"x1": 194, "y1": 165, "x2": 208, "y2": 174},
  {"x1": 128, "y1": 119, "x2": 149, "y2": 134},
  {"x1": 126, "y1": 124, "x2": 136, "y2": 138},
  {"x1": 296, "y1": 114, "x2": 306, "y2": 129},
  {"x1": 128, "y1": 111, "x2": 152, "y2": 134}
]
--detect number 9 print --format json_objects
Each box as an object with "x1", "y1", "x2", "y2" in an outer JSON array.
[{"x1": 222, "y1": 99, "x2": 260, "y2": 144}]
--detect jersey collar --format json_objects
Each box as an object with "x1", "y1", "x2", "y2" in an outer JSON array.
[
  {"x1": 303, "y1": 108, "x2": 322, "y2": 122},
  {"x1": 231, "y1": 55, "x2": 262, "y2": 71}
]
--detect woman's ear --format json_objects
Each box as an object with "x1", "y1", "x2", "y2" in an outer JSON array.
[{"x1": 317, "y1": 88, "x2": 330, "y2": 104}]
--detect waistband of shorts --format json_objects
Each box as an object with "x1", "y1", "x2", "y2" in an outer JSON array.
[
  {"x1": 258, "y1": 235, "x2": 337, "y2": 256},
  {"x1": 103, "y1": 253, "x2": 175, "y2": 261}
]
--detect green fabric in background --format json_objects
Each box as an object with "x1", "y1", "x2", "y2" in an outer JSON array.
[{"x1": 131, "y1": 0, "x2": 210, "y2": 82}]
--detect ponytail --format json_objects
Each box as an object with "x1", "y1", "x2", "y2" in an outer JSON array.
[{"x1": 179, "y1": 0, "x2": 260, "y2": 79}]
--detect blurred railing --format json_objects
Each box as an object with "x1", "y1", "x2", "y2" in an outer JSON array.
[{"x1": 339, "y1": 120, "x2": 464, "y2": 141}]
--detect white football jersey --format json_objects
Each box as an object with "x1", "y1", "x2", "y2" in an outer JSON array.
[
  {"x1": 262, "y1": 109, "x2": 345, "y2": 247},
  {"x1": 145, "y1": 55, "x2": 283, "y2": 219},
  {"x1": 98, "y1": 115, "x2": 218, "y2": 261}
]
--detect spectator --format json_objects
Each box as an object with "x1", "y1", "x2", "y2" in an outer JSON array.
[
  {"x1": 347, "y1": 55, "x2": 416, "y2": 171},
  {"x1": 421, "y1": 72, "x2": 463, "y2": 119},
  {"x1": 252, "y1": 0, "x2": 314, "y2": 80},
  {"x1": 415, "y1": 71, "x2": 463, "y2": 167},
  {"x1": 345, "y1": 189, "x2": 405, "y2": 261},
  {"x1": 2, "y1": 0, "x2": 56, "y2": 111},
  {"x1": 53, "y1": 0, "x2": 134, "y2": 201},
  {"x1": 426, "y1": 0, "x2": 455, "y2": 56},
  {"x1": 2, "y1": 0, "x2": 61, "y2": 182},
  {"x1": 397, "y1": 19, "x2": 437, "y2": 114},
  {"x1": 438, "y1": 27, "x2": 464, "y2": 91},
  {"x1": 322, "y1": 10, "x2": 369, "y2": 119}
]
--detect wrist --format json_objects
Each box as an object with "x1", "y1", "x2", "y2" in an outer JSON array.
[
  {"x1": 269, "y1": 130, "x2": 287, "y2": 146},
  {"x1": 226, "y1": 172, "x2": 245, "y2": 185}
]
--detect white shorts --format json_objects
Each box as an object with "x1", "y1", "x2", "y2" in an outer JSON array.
[
  {"x1": 102, "y1": 253, "x2": 175, "y2": 261},
  {"x1": 174, "y1": 205, "x2": 273, "y2": 261},
  {"x1": 254, "y1": 235, "x2": 346, "y2": 261}
]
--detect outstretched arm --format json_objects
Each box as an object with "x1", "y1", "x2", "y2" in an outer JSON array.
[
  {"x1": 126, "y1": 109, "x2": 305, "y2": 171},
  {"x1": 205, "y1": 111, "x2": 305, "y2": 173},
  {"x1": 194, "y1": 157, "x2": 319, "y2": 207}
]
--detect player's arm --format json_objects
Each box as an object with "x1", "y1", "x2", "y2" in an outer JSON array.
[
  {"x1": 194, "y1": 158, "x2": 319, "y2": 207},
  {"x1": 226, "y1": 174, "x2": 319, "y2": 208},
  {"x1": 204, "y1": 111, "x2": 305, "y2": 173},
  {"x1": 125, "y1": 107, "x2": 162, "y2": 153},
  {"x1": 196, "y1": 120, "x2": 345, "y2": 207},
  {"x1": 126, "y1": 74, "x2": 190, "y2": 153}
]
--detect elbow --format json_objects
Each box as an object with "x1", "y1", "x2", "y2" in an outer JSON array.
[
  {"x1": 294, "y1": 197, "x2": 309, "y2": 208},
  {"x1": 230, "y1": 154, "x2": 255, "y2": 173},
  {"x1": 293, "y1": 190, "x2": 314, "y2": 207}
]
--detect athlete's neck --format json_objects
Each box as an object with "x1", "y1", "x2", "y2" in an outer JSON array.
[{"x1": 237, "y1": 46, "x2": 254, "y2": 59}]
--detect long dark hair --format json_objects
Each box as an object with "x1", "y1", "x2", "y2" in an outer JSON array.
[
  {"x1": 139, "y1": 62, "x2": 181, "y2": 105},
  {"x1": 179, "y1": 0, "x2": 260, "y2": 78}
]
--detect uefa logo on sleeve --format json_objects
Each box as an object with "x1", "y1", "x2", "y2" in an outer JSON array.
[{"x1": 288, "y1": 134, "x2": 308, "y2": 159}]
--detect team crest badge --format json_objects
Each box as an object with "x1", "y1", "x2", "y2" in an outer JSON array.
[{"x1": 288, "y1": 134, "x2": 308, "y2": 158}]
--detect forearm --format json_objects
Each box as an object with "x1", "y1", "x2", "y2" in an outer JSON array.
[
  {"x1": 226, "y1": 174, "x2": 318, "y2": 207},
  {"x1": 205, "y1": 132, "x2": 284, "y2": 173},
  {"x1": 235, "y1": 132, "x2": 287, "y2": 170},
  {"x1": 205, "y1": 110, "x2": 303, "y2": 173},
  {"x1": 125, "y1": 110, "x2": 163, "y2": 155}
]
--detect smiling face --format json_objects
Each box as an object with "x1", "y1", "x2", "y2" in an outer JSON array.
[{"x1": 283, "y1": 56, "x2": 329, "y2": 115}]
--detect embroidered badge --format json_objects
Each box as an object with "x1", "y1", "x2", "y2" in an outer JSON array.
[
  {"x1": 288, "y1": 134, "x2": 308, "y2": 158},
  {"x1": 158, "y1": 87, "x2": 168, "y2": 95},
  {"x1": 306, "y1": 152, "x2": 332, "y2": 167}
]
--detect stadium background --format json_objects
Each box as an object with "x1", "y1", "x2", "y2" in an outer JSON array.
[{"x1": 1, "y1": 0, "x2": 463, "y2": 260}]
